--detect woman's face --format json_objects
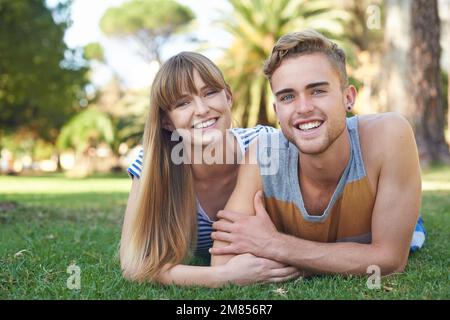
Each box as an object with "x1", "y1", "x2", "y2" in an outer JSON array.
[{"x1": 164, "y1": 69, "x2": 232, "y2": 147}]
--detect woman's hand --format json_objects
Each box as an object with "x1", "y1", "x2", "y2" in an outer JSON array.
[{"x1": 218, "y1": 253, "x2": 301, "y2": 286}]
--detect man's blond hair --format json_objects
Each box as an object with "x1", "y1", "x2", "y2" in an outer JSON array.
[{"x1": 263, "y1": 29, "x2": 348, "y2": 89}]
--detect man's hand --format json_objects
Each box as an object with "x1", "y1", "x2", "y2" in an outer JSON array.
[
  {"x1": 210, "y1": 191, "x2": 278, "y2": 258},
  {"x1": 219, "y1": 253, "x2": 301, "y2": 285}
]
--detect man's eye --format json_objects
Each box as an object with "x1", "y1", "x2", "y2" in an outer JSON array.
[
  {"x1": 312, "y1": 89, "x2": 326, "y2": 95},
  {"x1": 280, "y1": 94, "x2": 294, "y2": 102}
]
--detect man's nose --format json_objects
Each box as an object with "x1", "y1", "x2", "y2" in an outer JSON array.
[{"x1": 295, "y1": 95, "x2": 314, "y2": 114}]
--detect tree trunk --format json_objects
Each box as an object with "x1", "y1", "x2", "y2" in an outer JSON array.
[
  {"x1": 446, "y1": 0, "x2": 450, "y2": 145},
  {"x1": 382, "y1": 0, "x2": 413, "y2": 116},
  {"x1": 410, "y1": 0, "x2": 450, "y2": 165},
  {"x1": 257, "y1": 83, "x2": 270, "y2": 126}
]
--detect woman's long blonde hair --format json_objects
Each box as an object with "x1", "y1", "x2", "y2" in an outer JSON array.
[{"x1": 120, "y1": 52, "x2": 230, "y2": 281}]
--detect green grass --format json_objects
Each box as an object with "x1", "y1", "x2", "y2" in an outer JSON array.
[{"x1": 0, "y1": 168, "x2": 449, "y2": 300}]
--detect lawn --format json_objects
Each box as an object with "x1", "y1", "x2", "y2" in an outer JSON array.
[{"x1": 0, "y1": 167, "x2": 449, "y2": 300}]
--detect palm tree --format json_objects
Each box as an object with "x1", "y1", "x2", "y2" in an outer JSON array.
[
  {"x1": 57, "y1": 108, "x2": 115, "y2": 175},
  {"x1": 219, "y1": 0, "x2": 349, "y2": 127}
]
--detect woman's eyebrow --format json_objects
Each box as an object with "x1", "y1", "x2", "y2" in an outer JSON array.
[{"x1": 176, "y1": 94, "x2": 191, "y2": 99}]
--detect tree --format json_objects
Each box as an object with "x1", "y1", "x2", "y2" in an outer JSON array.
[
  {"x1": 409, "y1": 0, "x2": 450, "y2": 164},
  {"x1": 57, "y1": 108, "x2": 114, "y2": 176},
  {"x1": 381, "y1": 0, "x2": 413, "y2": 117},
  {"x1": 57, "y1": 108, "x2": 114, "y2": 153},
  {"x1": 100, "y1": 0, "x2": 195, "y2": 64},
  {"x1": 0, "y1": 0, "x2": 88, "y2": 143},
  {"x1": 83, "y1": 42, "x2": 105, "y2": 62},
  {"x1": 219, "y1": 0, "x2": 350, "y2": 127}
]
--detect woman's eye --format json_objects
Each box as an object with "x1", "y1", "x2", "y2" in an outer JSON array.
[
  {"x1": 175, "y1": 101, "x2": 190, "y2": 108},
  {"x1": 205, "y1": 90, "x2": 218, "y2": 97},
  {"x1": 280, "y1": 94, "x2": 294, "y2": 102}
]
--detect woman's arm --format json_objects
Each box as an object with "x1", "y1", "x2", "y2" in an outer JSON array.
[
  {"x1": 211, "y1": 142, "x2": 263, "y2": 266},
  {"x1": 155, "y1": 264, "x2": 225, "y2": 287},
  {"x1": 155, "y1": 253, "x2": 299, "y2": 287},
  {"x1": 121, "y1": 178, "x2": 299, "y2": 287}
]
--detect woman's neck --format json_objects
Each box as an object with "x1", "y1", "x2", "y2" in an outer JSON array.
[{"x1": 190, "y1": 131, "x2": 241, "y2": 182}]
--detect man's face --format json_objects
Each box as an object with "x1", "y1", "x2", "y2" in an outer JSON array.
[{"x1": 271, "y1": 53, "x2": 351, "y2": 155}]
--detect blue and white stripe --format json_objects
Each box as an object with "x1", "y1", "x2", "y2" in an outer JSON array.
[{"x1": 410, "y1": 216, "x2": 426, "y2": 252}]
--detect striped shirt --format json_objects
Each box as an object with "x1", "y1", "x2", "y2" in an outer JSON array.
[{"x1": 127, "y1": 125, "x2": 277, "y2": 257}]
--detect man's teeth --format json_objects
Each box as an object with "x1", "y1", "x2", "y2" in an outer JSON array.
[
  {"x1": 193, "y1": 118, "x2": 217, "y2": 129},
  {"x1": 298, "y1": 121, "x2": 322, "y2": 131}
]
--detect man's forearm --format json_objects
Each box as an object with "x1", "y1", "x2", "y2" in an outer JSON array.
[{"x1": 266, "y1": 233, "x2": 406, "y2": 276}]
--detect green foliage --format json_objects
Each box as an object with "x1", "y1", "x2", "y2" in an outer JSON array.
[
  {"x1": 220, "y1": 0, "x2": 350, "y2": 127},
  {"x1": 339, "y1": 0, "x2": 384, "y2": 54},
  {"x1": 56, "y1": 108, "x2": 114, "y2": 154},
  {"x1": 0, "y1": 0, "x2": 89, "y2": 142},
  {"x1": 100, "y1": 0, "x2": 195, "y2": 62},
  {"x1": 83, "y1": 42, "x2": 105, "y2": 62},
  {"x1": 0, "y1": 132, "x2": 55, "y2": 162}
]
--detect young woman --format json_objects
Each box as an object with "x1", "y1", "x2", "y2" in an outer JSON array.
[{"x1": 120, "y1": 52, "x2": 300, "y2": 287}]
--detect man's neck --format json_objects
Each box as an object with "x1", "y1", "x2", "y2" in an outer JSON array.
[{"x1": 298, "y1": 130, "x2": 351, "y2": 189}]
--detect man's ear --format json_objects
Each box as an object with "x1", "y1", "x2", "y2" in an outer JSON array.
[
  {"x1": 162, "y1": 114, "x2": 174, "y2": 131},
  {"x1": 272, "y1": 102, "x2": 281, "y2": 127},
  {"x1": 344, "y1": 85, "x2": 357, "y2": 108}
]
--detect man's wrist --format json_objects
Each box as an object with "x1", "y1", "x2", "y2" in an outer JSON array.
[{"x1": 265, "y1": 232, "x2": 286, "y2": 261}]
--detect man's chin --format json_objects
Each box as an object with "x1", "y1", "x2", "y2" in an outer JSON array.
[{"x1": 293, "y1": 138, "x2": 329, "y2": 155}]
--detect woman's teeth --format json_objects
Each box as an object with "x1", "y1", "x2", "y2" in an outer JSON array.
[
  {"x1": 193, "y1": 118, "x2": 217, "y2": 129},
  {"x1": 298, "y1": 121, "x2": 322, "y2": 131}
]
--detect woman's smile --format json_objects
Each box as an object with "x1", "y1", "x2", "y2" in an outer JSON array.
[{"x1": 192, "y1": 117, "x2": 220, "y2": 130}]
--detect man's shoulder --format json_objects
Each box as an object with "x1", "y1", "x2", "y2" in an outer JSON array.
[
  {"x1": 358, "y1": 112, "x2": 413, "y2": 145},
  {"x1": 356, "y1": 113, "x2": 418, "y2": 193}
]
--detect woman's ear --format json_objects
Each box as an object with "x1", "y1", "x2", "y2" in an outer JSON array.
[
  {"x1": 161, "y1": 114, "x2": 174, "y2": 132},
  {"x1": 225, "y1": 86, "x2": 233, "y2": 107}
]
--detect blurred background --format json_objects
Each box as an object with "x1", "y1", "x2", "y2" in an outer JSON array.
[{"x1": 1, "y1": 0, "x2": 449, "y2": 177}]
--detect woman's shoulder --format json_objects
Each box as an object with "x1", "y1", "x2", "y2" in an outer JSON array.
[
  {"x1": 127, "y1": 148, "x2": 144, "y2": 179},
  {"x1": 229, "y1": 125, "x2": 278, "y2": 152},
  {"x1": 230, "y1": 125, "x2": 277, "y2": 135}
]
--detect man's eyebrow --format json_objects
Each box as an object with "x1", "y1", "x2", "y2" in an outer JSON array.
[
  {"x1": 275, "y1": 88, "x2": 294, "y2": 97},
  {"x1": 305, "y1": 81, "x2": 330, "y2": 89},
  {"x1": 275, "y1": 82, "x2": 330, "y2": 97}
]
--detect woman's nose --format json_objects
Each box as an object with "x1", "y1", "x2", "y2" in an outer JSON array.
[{"x1": 193, "y1": 97, "x2": 209, "y2": 115}]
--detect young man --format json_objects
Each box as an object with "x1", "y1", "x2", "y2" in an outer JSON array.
[{"x1": 210, "y1": 30, "x2": 424, "y2": 276}]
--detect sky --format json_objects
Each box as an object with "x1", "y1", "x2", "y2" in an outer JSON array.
[{"x1": 54, "y1": 0, "x2": 233, "y2": 89}]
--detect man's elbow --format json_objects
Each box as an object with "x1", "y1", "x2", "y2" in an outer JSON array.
[{"x1": 377, "y1": 250, "x2": 408, "y2": 276}]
